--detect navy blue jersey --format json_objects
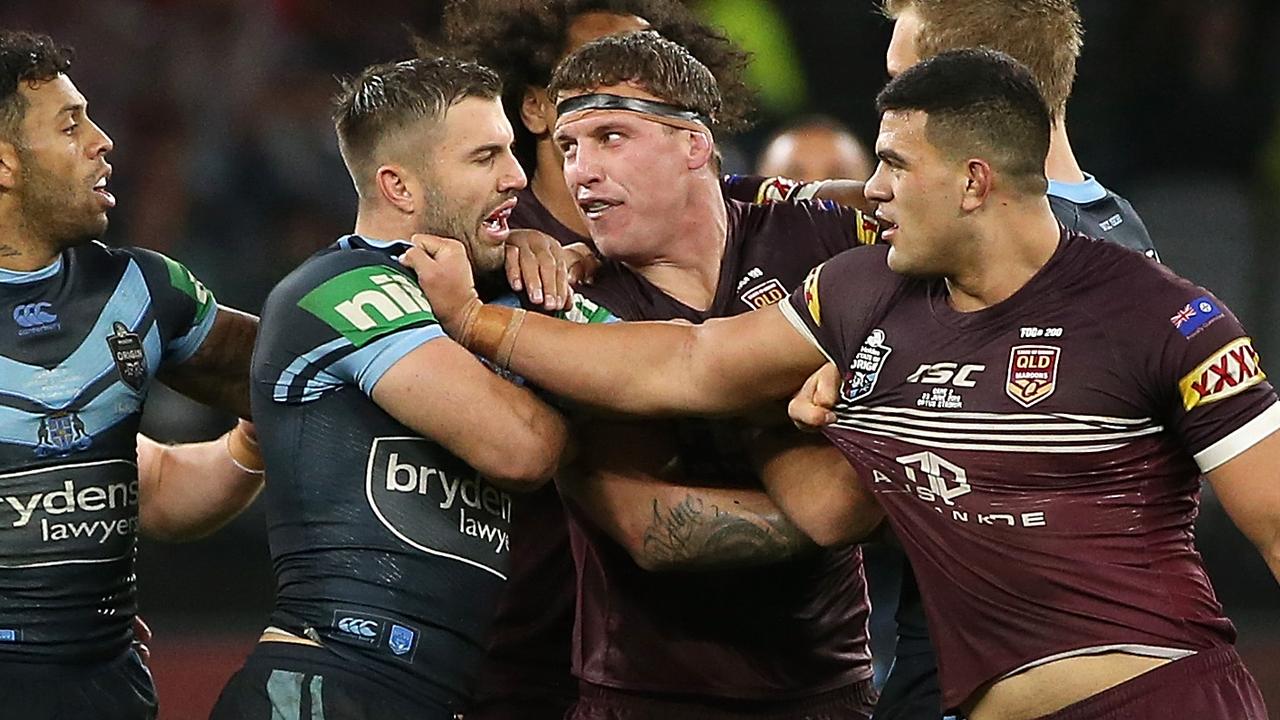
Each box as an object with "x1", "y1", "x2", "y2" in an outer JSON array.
[
  {"x1": 251, "y1": 234, "x2": 596, "y2": 712},
  {"x1": 0, "y1": 242, "x2": 216, "y2": 664}
]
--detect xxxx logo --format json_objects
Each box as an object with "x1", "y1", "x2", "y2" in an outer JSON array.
[{"x1": 1179, "y1": 337, "x2": 1266, "y2": 410}]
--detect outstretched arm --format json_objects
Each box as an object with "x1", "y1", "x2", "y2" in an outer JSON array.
[
  {"x1": 137, "y1": 420, "x2": 265, "y2": 542},
  {"x1": 400, "y1": 235, "x2": 828, "y2": 417}
]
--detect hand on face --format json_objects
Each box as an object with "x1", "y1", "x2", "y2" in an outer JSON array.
[
  {"x1": 400, "y1": 233, "x2": 481, "y2": 338},
  {"x1": 788, "y1": 362, "x2": 841, "y2": 431},
  {"x1": 502, "y1": 228, "x2": 579, "y2": 311}
]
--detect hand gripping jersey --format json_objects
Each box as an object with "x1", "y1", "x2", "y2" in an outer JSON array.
[
  {"x1": 566, "y1": 197, "x2": 876, "y2": 699},
  {"x1": 251, "y1": 235, "x2": 529, "y2": 712},
  {"x1": 0, "y1": 242, "x2": 216, "y2": 663},
  {"x1": 781, "y1": 233, "x2": 1278, "y2": 710}
]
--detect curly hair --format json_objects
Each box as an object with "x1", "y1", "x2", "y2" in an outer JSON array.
[
  {"x1": 436, "y1": 0, "x2": 752, "y2": 171},
  {"x1": 0, "y1": 30, "x2": 74, "y2": 142}
]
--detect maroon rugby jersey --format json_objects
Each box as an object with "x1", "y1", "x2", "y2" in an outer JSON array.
[
  {"x1": 467, "y1": 187, "x2": 583, "y2": 712},
  {"x1": 780, "y1": 231, "x2": 1279, "y2": 710},
  {"x1": 568, "y1": 196, "x2": 875, "y2": 698}
]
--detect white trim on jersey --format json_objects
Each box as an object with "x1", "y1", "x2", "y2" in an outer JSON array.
[
  {"x1": 832, "y1": 406, "x2": 1164, "y2": 453},
  {"x1": 1194, "y1": 400, "x2": 1280, "y2": 473},
  {"x1": 777, "y1": 299, "x2": 836, "y2": 366}
]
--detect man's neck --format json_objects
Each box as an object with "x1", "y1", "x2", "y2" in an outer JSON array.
[
  {"x1": 945, "y1": 198, "x2": 1063, "y2": 313},
  {"x1": 532, "y1": 138, "x2": 590, "y2": 237},
  {"x1": 624, "y1": 178, "x2": 728, "y2": 312},
  {"x1": 0, "y1": 210, "x2": 59, "y2": 271},
  {"x1": 352, "y1": 209, "x2": 414, "y2": 245},
  {"x1": 1045, "y1": 115, "x2": 1085, "y2": 184}
]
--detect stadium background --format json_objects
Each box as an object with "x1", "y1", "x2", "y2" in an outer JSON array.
[{"x1": 2, "y1": 0, "x2": 1278, "y2": 717}]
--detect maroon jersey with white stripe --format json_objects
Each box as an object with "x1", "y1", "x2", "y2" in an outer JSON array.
[
  {"x1": 781, "y1": 231, "x2": 1278, "y2": 710},
  {"x1": 567, "y1": 197, "x2": 875, "y2": 698}
]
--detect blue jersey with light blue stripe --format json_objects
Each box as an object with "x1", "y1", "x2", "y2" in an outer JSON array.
[
  {"x1": 0, "y1": 241, "x2": 216, "y2": 663},
  {"x1": 251, "y1": 234, "x2": 592, "y2": 712}
]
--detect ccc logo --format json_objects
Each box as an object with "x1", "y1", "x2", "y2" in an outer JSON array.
[
  {"x1": 337, "y1": 617, "x2": 378, "y2": 638},
  {"x1": 13, "y1": 302, "x2": 57, "y2": 328}
]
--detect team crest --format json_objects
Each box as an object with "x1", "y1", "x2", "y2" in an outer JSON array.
[
  {"x1": 841, "y1": 329, "x2": 893, "y2": 403},
  {"x1": 741, "y1": 278, "x2": 788, "y2": 309},
  {"x1": 35, "y1": 411, "x2": 92, "y2": 457},
  {"x1": 388, "y1": 624, "x2": 417, "y2": 657},
  {"x1": 1006, "y1": 345, "x2": 1060, "y2": 407},
  {"x1": 106, "y1": 322, "x2": 147, "y2": 392}
]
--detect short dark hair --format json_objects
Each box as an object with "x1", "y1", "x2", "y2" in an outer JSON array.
[
  {"x1": 333, "y1": 56, "x2": 502, "y2": 198},
  {"x1": 876, "y1": 48, "x2": 1050, "y2": 194},
  {"x1": 438, "y1": 0, "x2": 751, "y2": 172},
  {"x1": 0, "y1": 31, "x2": 74, "y2": 142},
  {"x1": 548, "y1": 31, "x2": 720, "y2": 127}
]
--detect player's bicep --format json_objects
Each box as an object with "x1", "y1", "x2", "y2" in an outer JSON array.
[
  {"x1": 158, "y1": 305, "x2": 258, "y2": 418},
  {"x1": 1206, "y1": 426, "x2": 1280, "y2": 581},
  {"x1": 371, "y1": 337, "x2": 568, "y2": 487}
]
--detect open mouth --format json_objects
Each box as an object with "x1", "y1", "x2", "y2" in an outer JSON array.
[
  {"x1": 92, "y1": 172, "x2": 116, "y2": 209},
  {"x1": 481, "y1": 198, "x2": 516, "y2": 240},
  {"x1": 875, "y1": 209, "x2": 898, "y2": 240},
  {"x1": 578, "y1": 196, "x2": 620, "y2": 221}
]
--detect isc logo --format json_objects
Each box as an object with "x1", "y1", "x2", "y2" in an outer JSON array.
[{"x1": 906, "y1": 362, "x2": 985, "y2": 387}]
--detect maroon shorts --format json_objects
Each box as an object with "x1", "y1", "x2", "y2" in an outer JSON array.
[
  {"x1": 1033, "y1": 645, "x2": 1268, "y2": 720},
  {"x1": 569, "y1": 679, "x2": 877, "y2": 720}
]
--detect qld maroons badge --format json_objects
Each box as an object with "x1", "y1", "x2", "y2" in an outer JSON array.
[
  {"x1": 107, "y1": 321, "x2": 147, "y2": 392},
  {"x1": 1006, "y1": 345, "x2": 1060, "y2": 407}
]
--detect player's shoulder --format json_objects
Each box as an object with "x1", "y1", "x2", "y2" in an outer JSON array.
[
  {"x1": 1059, "y1": 232, "x2": 1227, "y2": 335},
  {"x1": 267, "y1": 236, "x2": 409, "y2": 309}
]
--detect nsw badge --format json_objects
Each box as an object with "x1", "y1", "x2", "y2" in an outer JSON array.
[{"x1": 107, "y1": 321, "x2": 147, "y2": 392}]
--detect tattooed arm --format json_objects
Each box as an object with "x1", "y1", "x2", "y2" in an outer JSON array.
[{"x1": 559, "y1": 418, "x2": 817, "y2": 572}]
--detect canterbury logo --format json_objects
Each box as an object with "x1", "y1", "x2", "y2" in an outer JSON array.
[
  {"x1": 336, "y1": 617, "x2": 378, "y2": 638},
  {"x1": 13, "y1": 302, "x2": 57, "y2": 328}
]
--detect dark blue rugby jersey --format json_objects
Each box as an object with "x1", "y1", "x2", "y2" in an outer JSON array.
[
  {"x1": 1048, "y1": 174, "x2": 1156, "y2": 259},
  {"x1": 0, "y1": 241, "x2": 216, "y2": 663},
  {"x1": 251, "y1": 234, "x2": 607, "y2": 712}
]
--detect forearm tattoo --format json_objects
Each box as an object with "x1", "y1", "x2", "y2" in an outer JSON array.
[{"x1": 639, "y1": 493, "x2": 814, "y2": 571}]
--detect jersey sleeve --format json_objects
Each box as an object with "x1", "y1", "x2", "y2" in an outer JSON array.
[
  {"x1": 1144, "y1": 286, "x2": 1279, "y2": 472},
  {"x1": 258, "y1": 251, "x2": 446, "y2": 404},
  {"x1": 128, "y1": 247, "x2": 219, "y2": 368},
  {"x1": 722, "y1": 174, "x2": 882, "y2": 250},
  {"x1": 778, "y1": 246, "x2": 897, "y2": 367}
]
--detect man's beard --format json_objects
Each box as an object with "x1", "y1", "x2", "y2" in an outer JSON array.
[
  {"x1": 418, "y1": 180, "x2": 507, "y2": 274},
  {"x1": 18, "y1": 152, "x2": 106, "y2": 251}
]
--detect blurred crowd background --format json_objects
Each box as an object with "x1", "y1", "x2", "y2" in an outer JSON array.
[{"x1": 2, "y1": 0, "x2": 1278, "y2": 717}]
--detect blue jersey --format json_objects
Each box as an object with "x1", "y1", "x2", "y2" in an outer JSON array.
[
  {"x1": 0, "y1": 241, "x2": 216, "y2": 664},
  {"x1": 252, "y1": 234, "x2": 576, "y2": 712}
]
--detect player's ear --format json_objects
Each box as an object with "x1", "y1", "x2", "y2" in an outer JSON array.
[
  {"x1": 521, "y1": 87, "x2": 552, "y2": 136},
  {"x1": 0, "y1": 140, "x2": 21, "y2": 191},
  {"x1": 686, "y1": 130, "x2": 714, "y2": 172},
  {"x1": 375, "y1": 164, "x2": 416, "y2": 214},
  {"x1": 960, "y1": 158, "x2": 993, "y2": 211}
]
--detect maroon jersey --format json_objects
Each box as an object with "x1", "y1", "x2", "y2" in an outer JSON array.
[
  {"x1": 781, "y1": 232, "x2": 1279, "y2": 710},
  {"x1": 568, "y1": 197, "x2": 875, "y2": 698},
  {"x1": 468, "y1": 187, "x2": 583, "y2": 713}
]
